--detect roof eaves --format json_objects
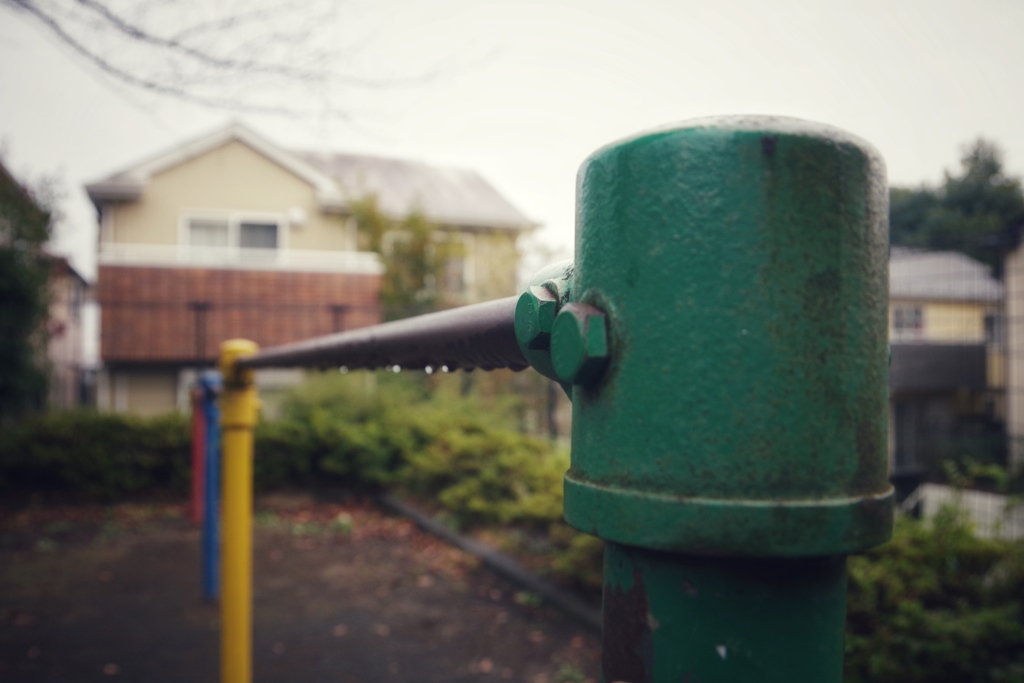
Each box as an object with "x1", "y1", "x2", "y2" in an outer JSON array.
[
  {"x1": 84, "y1": 122, "x2": 342, "y2": 208},
  {"x1": 84, "y1": 178, "x2": 144, "y2": 203}
]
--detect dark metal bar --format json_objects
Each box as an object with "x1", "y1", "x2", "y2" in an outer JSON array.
[{"x1": 236, "y1": 296, "x2": 527, "y2": 372}]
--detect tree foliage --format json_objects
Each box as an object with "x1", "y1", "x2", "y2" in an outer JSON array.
[
  {"x1": 889, "y1": 140, "x2": 1024, "y2": 268},
  {"x1": 0, "y1": 164, "x2": 53, "y2": 420},
  {"x1": 348, "y1": 194, "x2": 463, "y2": 320}
]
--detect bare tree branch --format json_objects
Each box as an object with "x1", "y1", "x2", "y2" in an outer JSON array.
[
  {"x1": 1, "y1": 0, "x2": 440, "y2": 116},
  {"x1": 5, "y1": 0, "x2": 301, "y2": 114}
]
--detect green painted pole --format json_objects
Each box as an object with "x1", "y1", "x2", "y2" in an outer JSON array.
[
  {"x1": 602, "y1": 544, "x2": 848, "y2": 681},
  {"x1": 533, "y1": 117, "x2": 893, "y2": 682}
]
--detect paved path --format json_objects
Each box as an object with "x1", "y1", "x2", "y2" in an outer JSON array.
[{"x1": 0, "y1": 496, "x2": 600, "y2": 682}]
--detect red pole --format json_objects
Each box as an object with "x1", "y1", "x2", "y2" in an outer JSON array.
[{"x1": 190, "y1": 385, "x2": 206, "y2": 526}]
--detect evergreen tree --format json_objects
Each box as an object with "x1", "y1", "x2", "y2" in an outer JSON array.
[
  {"x1": 890, "y1": 140, "x2": 1024, "y2": 269},
  {"x1": 0, "y1": 162, "x2": 53, "y2": 419}
]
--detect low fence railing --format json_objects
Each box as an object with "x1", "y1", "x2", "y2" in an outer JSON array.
[
  {"x1": 99, "y1": 242, "x2": 384, "y2": 274},
  {"x1": 208, "y1": 115, "x2": 895, "y2": 683}
]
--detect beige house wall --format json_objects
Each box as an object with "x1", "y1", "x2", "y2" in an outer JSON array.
[
  {"x1": 107, "y1": 140, "x2": 351, "y2": 251},
  {"x1": 988, "y1": 349, "x2": 1007, "y2": 392},
  {"x1": 889, "y1": 298, "x2": 996, "y2": 343},
  {"x1": 96, "y1": 368, "x2": 179, "y2": 416},
  {"x1": 46, "y1": 270, "x2": 86, "y2": 409},
  {"x1": 1006, "y1": 247, "x2": 1024, "y2": 471},
  {"x1": 124, "y1": 370, "x2": 179, "y2": 416},
  {"x1": 468, "y1": 229, "x2": 521, "y2": 301}
]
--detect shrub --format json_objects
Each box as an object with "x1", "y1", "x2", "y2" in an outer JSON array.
[
  {"x1": 0, "y1": 411, "x2": 190, "y2": 501},
  {"x1": 398, "y1": 412, "x2": 567, "y2": 526},
  {"x1": 263, "y1": 373, "x2": 568, "y2": 526},
  {"x1": 845, "y1": 508, "x2": 1024, "y2": 683}
]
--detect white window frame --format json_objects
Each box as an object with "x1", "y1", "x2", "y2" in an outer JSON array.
[
  {"x1": 891, "y1": 305, "x2": 924, "y2": 341},
  {"x1": 178, "y1": 210, "x2": 289, "y2": 253}
]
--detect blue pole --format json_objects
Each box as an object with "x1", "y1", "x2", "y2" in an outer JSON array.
[{"x1": 201, "y1": 371, "x2": 223, "y2": 602}]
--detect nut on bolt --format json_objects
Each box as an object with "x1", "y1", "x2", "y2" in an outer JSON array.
[
  {"x1": 551, "y1": 303, "x2": 610, "y2": 386},
  {"x1": 515, "y1": 285, "x2": 559, "y2": 349}
]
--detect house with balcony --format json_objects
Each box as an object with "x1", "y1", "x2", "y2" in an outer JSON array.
[
  {"x1": 888, "y1": 247, "x2": 1005, "y2": 487},
  {"x1": 999, "y1": 227, "x2": 1024, "y2": 473},
  {"x1": 87, "y1": 123, "x2": 534, "y2": 415},
  {"x1": 46, "y1": 254, "x2": 90, "y2": 409}
]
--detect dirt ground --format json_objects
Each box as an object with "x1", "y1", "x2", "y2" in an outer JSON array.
[{"x1": 0, "y1": 493, "x2": 600, "y2": 682}]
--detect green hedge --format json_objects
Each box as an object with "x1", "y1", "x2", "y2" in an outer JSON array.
[
  {"x1": 0, "y1": 374, "x2": 567, "y2": 526},
  {"x1": 256, "y1": 374, "x2": 567, "y2": 527},
  {"x1": 0, "y1": 411, "x2": 191, "y2": 501},
  {"x1": 845, "y1": 508, "x2": 1024, "y2": 682}
]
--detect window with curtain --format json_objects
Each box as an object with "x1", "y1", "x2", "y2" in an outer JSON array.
[
  {"x1": 186, "y1": 217, "x2": 279, "y2": 250},
  {"x1": 188, "y1": 219, "x2": 229, "y2": 247},
  {"x1": 239, "y1": 222, "x2": 278, "y2": 249}
]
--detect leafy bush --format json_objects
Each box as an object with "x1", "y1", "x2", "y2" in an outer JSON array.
[
  {"x1": 263, "y1": 373, "x2": 568, "y2": 527},
  {"x1": 0, "y1": 411, "x2": 190, "y2": 501},
  {"x1": 548, "y1": 523, "x2": 604, "y2": 590},
  {"x1": 0, "y1": 373, "x2": 566, "y2": 520},
  {"x1": 845, "y1": 508, "x2": 1024, "y2": 683}
]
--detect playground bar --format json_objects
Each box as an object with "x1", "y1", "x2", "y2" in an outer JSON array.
[
  {"x1": 234, "y1": 296, "x2": 527, "y2": 372},
  {"x1": 218, "y1": 341, "x2": 260, "y2": 683},
  {"x1": 217, "y1": 116, "x2": 893, "y2": 683}
]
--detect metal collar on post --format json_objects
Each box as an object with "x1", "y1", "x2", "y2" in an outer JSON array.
[{"x1": 558, "y1": 116, "x2": 892, "y2": 682}]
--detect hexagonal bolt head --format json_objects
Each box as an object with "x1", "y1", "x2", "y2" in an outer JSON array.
[
  {"x1": 550, "y1": 303, "x2": 610, "y2": 386},
  {"x1": 515, "y1": 285, "x2": 559, "y2": 350}
]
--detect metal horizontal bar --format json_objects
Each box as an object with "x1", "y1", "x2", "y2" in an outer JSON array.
[{"x1": 236, "y1": 296, "x2": 528, "y2": 372}]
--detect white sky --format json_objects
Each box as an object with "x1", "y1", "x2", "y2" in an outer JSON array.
[{"x1": 2, "y1": 0, "x2": 1024, "y2": 284}]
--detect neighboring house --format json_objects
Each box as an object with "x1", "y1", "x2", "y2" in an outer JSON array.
[
  {"x1": 888, "y1": 248, "x2": 1005, "y2": 485},
  {"x1": 0, "y1": 160, "x2": 88, "y2": 412},
  {"x1": 1001, "y1": 229, "x2": 1024, "y2": 473},
  {"x1": 46, "y1": 254, "x2": 89, "y2": 409},
  {"x1": 87, "y1": 123, "x2": 534, "y2": 416}
]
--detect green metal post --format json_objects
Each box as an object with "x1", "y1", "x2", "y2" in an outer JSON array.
[
  {"x1": 547, "y1": 117, "x2": 893, "y2": 682},
  {"x1": 602, "y1": 544, "x2": 848, "y2": 681}
]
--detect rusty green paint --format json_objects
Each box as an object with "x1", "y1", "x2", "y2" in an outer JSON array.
[
  {"x1": 562, "y1": 116, "x2": 893, "y2": 557},
  {"x1": 602, "y1": 541, "x2": 848, "y2": 683},
  {"x1": 515, "y1": 260, "x2": 574, "y2": 388},
  {"x1": 515, "y1": 285, "x2": 558, "y2": 349},
  {"x1": 550, "y1": 302, "x2": 610, "y2": 386}
]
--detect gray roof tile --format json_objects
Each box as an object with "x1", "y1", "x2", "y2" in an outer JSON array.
[
  {"x1": 889, "y1": 247, "x2": 1002, "y2": 302},
  {"x1": 297, "y1": 152, "x2": 534, "y2": 230}
]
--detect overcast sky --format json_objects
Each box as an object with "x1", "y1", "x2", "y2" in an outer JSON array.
[{"x1": 2, "y1": 0, "x2": 1023, "y2": 284}]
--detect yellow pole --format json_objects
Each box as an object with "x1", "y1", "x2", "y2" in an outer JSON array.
[{"x1": 218, "y1": 339, "x2": 260, "y2": 683}]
